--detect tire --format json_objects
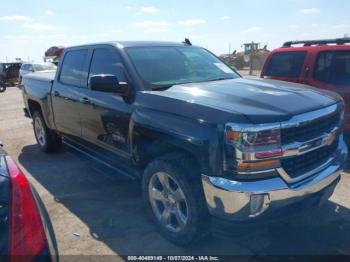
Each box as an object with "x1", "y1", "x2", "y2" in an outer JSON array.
[
  {"x1": 142, "y1": 153, "x2": 208, "y2": 246},
  {"x1": 0, "y1": 85, "x2": 6, "y2": 93},
  {"x1": 32, "y1": 111, "x2": 61, "y2": 153}
]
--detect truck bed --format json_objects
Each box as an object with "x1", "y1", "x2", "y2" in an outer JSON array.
[
  {"x1": 22, "y1": 71, "x2": 55, "y2": 96},
  {"x1": 22, "y1": 71, "x2": 56, "y2": 129},
  {"x1": 24, "y1": 71, "x2": 55, "y2": 83}
]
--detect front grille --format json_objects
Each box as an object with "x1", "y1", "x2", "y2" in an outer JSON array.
[
  {"x1": 281, "y1": 111, "x2": 340, "y2": 145},
  {"x1": 281, "y1": 140, "x2": 338, "y2": 179}
]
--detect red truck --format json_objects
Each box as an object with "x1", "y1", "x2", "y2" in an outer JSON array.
[{"x1": 261, "y1": 38, "x2": 350, "y2": 131}]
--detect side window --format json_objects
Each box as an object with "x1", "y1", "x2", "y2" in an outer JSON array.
[
  {"x1": 59, "y1": 49, "x2": 88, "y2": 87},
  {"x1": 314, "y1": 51, "x2": 350, "y2": 86},
  {"x1": 89, "y1": 48, "x2": 125, "y2": 81},
  {"x1": 27, "y1": 65, "x2": 34, "y2": 71},
  {"x1": 265, "y1": 51, "x2": 306, "y2": 78}
]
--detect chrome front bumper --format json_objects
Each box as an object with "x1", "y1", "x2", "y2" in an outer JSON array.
[{"x1": 202, "y1": 136, "x2": 348, "y2": 221}]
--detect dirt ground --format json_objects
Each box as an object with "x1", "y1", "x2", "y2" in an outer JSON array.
[{"x1": 1, "y1": 87, "x2": 350, "y2": 260}]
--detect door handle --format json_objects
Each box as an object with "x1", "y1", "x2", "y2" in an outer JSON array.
[
  {"x1": 53, "y1": 91, "x2": 60, "y2": 97},
  {"x1": 80, "y1": 97, "x2": 91, "y2": 104}
]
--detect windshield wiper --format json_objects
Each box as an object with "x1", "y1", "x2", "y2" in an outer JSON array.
[
  {"x1": 150, "y1": 77, "x2": 236, "y2": 90},
  {"x1": 206, "y1": 77, "x2": 235, "y2": 82},
  {"x1": 151, "y1": 84, "x2": 175, "y2": 90}
]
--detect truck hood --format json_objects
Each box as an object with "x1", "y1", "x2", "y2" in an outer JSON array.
[{"x1": 138, "y1": 78, "x2": 341, "y2": 124}]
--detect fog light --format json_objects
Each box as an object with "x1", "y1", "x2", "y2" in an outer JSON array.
[
  {"x1": 249, "y1": 194, "x2": 270, "y2": 217},
  {"x1": 237, "y1": 159, "x2": 280, "y2": 172}
]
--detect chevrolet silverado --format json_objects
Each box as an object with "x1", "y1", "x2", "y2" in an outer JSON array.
[{"x1": 21, "y1": 41, "x2": 348, "y2": 245}]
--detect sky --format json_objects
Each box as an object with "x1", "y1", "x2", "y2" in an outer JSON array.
[{"x1": 0, "y1": 0, "x2": 349, "y2": 62}]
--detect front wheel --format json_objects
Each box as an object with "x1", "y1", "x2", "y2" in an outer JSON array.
[{"x1": 142, "y1": 154, "x2": 208, "y2": 246}]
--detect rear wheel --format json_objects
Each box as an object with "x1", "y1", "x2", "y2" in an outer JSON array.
[
  {"x1": 142, "y1": 153, "x2": 208, "y2": 246},
  {"x1": 33, "y1": 111, "x2": 61, "y2": 152},
  {"x1": 0, "y1": 85, "x2": 6, "y2": 93}
]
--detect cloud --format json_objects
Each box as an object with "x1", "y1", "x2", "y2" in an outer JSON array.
[
  {"x1": 243, "y1": 26, "x2": 262, "y2": 33},
  {"x1": 220, "y1": 16, "x2": 231, "y2": 20},
  {"x1": 132, "y1": 21, "x2": 171, "y2": 34},
  {"x1": 22, "y1": 23, "x2": 56, "y2": 31},
  {"x1": 333, "y1": 24, "x2": 350, "y2": 29},
  {"x1": 289, "y1": 24, "x2": 298, "y2": 29},
  {"x1": 2, "y1": 33, "x2": 66, "y2": 42},
  {"x1": 132, "y1": 21, "x2": 170, "y2": 29},
  {"x1": 144, "y1": 28, "x2": 168, "y2": 34},
  {"x1": 46, "y1": 10, "x2": 54, "y2": 16},
  {"x1": 110, "y1": 29, "x2": 122, "y2": 34},
  {"x1": 0, "y1": 15, "x2": 33, "y2": 22},
  {"x1": 299, "y1": 8, "x2": 320, "y2": 14},
  {"x1": 177, "y1": 19, "x2": 207, "y2": 26},
  {"x1": 141, "y1": 6, "x2": 160, "y2": 13}
]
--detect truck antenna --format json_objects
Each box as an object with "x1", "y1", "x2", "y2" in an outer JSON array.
[{"x1": 183, "y1": 38, "x2": 192, "y2": 46}]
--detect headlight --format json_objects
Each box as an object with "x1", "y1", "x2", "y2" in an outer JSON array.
[
  {"x1": 226, "y1": 129, "x2": 281, "y2": 148},
  {"x1": 224, "y1": 123, "x2": 283, "y2": 174}
]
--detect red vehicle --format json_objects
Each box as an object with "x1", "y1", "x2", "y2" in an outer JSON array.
[
  {"x1": 261, "y1": 38, "x2": 350, "y2": 131},
  {"x1": 44, "y1": 46, "x2": 65, "y2": 65}
]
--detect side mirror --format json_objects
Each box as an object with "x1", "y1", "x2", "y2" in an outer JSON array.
[{"x1": 89, "y1": 74, "x2": 129, "y2": 96}]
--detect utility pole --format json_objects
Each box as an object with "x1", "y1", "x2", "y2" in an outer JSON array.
[{"x1": 249, "y1": 41, "x2": 254, "y2": 76}]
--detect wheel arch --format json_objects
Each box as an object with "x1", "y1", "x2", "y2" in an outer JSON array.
[
  {"x1": 27, "y1": 99, "x2": 42, "y2": 117},
  {"x1": 26, "y1": 98, "x2": 55, "y2": 129},
  {"x1": 130, "y1": 108, "x2": 223, "y2": 177}
]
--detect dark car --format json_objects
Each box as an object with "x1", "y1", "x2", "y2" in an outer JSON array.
[
  {"x1": 21, "y1": 41, "x2": 347, "y2": 245},
  {"x1": 261, "y1": 38, "x2": 350, "y2": 132},
  {"x1": 0, "y1": 62, "x2": 22, "y2": 92},
  {"x1": 0, "y1": 142, "x2": 58, "y2": 261}
]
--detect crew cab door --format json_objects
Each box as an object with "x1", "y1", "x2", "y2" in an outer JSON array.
[
  {"x1": 79, "y1": 47, "x2": 132, "y2": 156},
  {"x1": 308, "y1": 50, "x2": 350, "y2": 129},
  {"x1": 51, "y1": 49, "x2": 89, "y2": 137}
]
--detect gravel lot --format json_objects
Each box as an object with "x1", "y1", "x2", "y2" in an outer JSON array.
[{"x1": 1, "y1": 87, "x2": 350, "y2": 259}]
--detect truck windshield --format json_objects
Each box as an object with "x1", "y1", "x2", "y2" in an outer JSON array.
[{"x1": 126, "y1": 46, "x2": 239, "y2": 89}]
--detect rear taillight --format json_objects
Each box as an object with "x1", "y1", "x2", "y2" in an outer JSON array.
[{"x1": 6, "y1": 156, "x2": 47, "y2": 261}]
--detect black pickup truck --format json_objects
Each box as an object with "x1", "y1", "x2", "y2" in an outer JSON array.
[{"x1": 22, "y1": 41, "x2": 348, "y2": 245}]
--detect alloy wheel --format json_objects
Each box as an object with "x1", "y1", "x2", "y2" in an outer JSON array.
[
  {"x1": 148, "y1": 172, "x2": 189, "y2": 233},
  {"x1": 34, "y1": 117, "x2": 46, "y2": 147}
]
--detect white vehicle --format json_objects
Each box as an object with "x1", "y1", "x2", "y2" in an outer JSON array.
[{"x1": 19, "y1": 63, "x2": 56, "y2": 83}]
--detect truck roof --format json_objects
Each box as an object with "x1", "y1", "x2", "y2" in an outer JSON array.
[
  {"x1": 65, "y1": 41, "x2": 192, "y2": 50},
  {"x1": 273, "y1": 38, "x2": 350, "y2": 53},
  {"x1": 272, "y1": 44, "x2": 350, "y2": 53}
]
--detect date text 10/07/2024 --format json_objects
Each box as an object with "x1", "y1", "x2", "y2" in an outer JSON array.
[{"x1": 127, "y1": 256, "x2": 220, "y2": 261}]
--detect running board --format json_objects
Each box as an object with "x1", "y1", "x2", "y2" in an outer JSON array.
[{"x1": 62, "y1": 138, "x2": 140, "y2": 180}]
